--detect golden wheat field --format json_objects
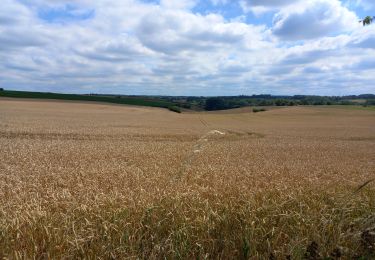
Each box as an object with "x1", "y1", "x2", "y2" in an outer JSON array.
[{"x1": 0, "y1": 99, "x2": 374, "y2": 259}]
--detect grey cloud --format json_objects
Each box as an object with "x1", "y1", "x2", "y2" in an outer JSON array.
[
  {"x1": 220, "y1": 64, "x2": 250, "y2": 74},
  {"x1": 152, "y1": 61, "x2": 198, "y2": 76},
  {"x1": 272, "y1": 0, "x2": 357, "y2": 40},
  {"x1": 303, "y1": 66, "x2": 324, "y2": 74},
  {"x1": 0, "y1": 30, "x2": 46, "y2": 51},
  {"x1": 241, "y1": 0, "x2": 297, "y2": 7},
  {"x1": 0, "y1": 16, "x2": 18, "y2": 25},
  {"x1": 267, "y1": 66, "x2": 295, "y2": 75},
  {"x1": 280, "y1": 50, "x2": 336, "y2": 65},
  {"x1": 76, "y1": 38, "x2": 153, "y2": 62},
  {"x1": 4, "y1": 63, "x2": 37, "y2": 72},
  {"x1": 351, "y1": 35, "x2": 375, "y2": 49},
  {"x1": 137, "y1": 36, "x2": 214, "y2": 54},
  {"x1": 352, "y1": 59, "x2": 375, "y2": 70},
  {"x1": 45, "y1": 70, "x2": 116, "y2": 80},
  {"x1": 0, "y1": 1, "x2": 47, "y2": 51},
  {"x1": 188, "y1": 30, "x2": 243, "y2": 44},
  {"x1": 76, "y1": 52, "x2": 132, "y2": 63},
  {"x1": 0, "y1": 0, "x2": 32, "y2": 25}
]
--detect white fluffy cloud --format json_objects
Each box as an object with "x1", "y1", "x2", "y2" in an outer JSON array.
[
  {"x1": 135, "y1": 10, "x2": 265, "y2": 54},
  {"x1": 272, "y1": 0, "x2": 359, "y2": 40}
]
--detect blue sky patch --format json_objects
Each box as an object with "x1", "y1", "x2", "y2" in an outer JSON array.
[{"x1": 38, "y1": 4, "x2": 94, "y2": 24}]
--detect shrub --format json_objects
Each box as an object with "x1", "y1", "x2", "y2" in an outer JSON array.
[
  {"x1": 275, "y1": 99, "x2": 288, "y2": 106},
  {"x1": 253, "y1": 107, "x2": 266, "y2": 113},
  {"x1": 168, "y1": 106, "x2": 182, "y2": 113}
]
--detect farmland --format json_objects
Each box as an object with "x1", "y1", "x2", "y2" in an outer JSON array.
[
  {"x1": 0, "y1": 90, "x2": 177, "y2": 110},
  {"x1": 0, "y1": 99, "x2": 374, "y2": 258}
]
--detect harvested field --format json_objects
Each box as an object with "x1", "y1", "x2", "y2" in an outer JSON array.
[{"x1": 0, "y1": 99, "x2": 374, "y2": 258}]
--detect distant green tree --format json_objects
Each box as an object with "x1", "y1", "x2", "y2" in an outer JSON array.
[
  {"x1": 168, "y1": 106, "x2": 182, "y2": 113},
  {"x1": 0, "y1": 88, "x2": 3, "y2": 91},
  {"x1": 275, "y1": 99, "x2": 288, "y2": 106},
  {"x1": 365, "y1": 99, "x2": 375, "y2": 106},
  {"x1": 360, "y1": 16, "x2": 375, "y2": 26},
  {"x1": 205, "y1": 97, "x2": 227, "y2": 111},
  {"x1": 258, "y1": 99, "x2": 271, "y2": 106},
  {"x1": 300, "y1": 99, "x2": 310, "y2": 105}
]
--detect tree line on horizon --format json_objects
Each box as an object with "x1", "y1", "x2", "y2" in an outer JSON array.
[
  {"x1": 164, "y1": 94, "x2": 375, "y2": 111},
  {"x1": 1, "y1": 89, "x2": 374, "y2": 111}
]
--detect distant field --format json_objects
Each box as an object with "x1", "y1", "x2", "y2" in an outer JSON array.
[
  {"x1": 0, "y1": 99, "x2": 374, "y2": 258},
  {"x1": 326, "y1": 105, "x2": 375, "y2": 111},
  {"x1": 349, "y1": 99, "x2": 367, "y2": 104},
  {"x1": 0, "y1": 90, "x2": 176, "y2": 109}
]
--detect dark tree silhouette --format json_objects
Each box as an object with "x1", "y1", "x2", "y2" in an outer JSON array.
[
  {"x1": 205, "y1": 97, "x2": 227, "y2": 111},
  {"x1": 359, "y1": 16, "x2": 375, "y2": 26}
]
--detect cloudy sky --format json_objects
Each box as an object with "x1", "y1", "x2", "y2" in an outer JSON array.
[{"x1": 0, "y1": 0, "x2": 374, "y2": 96}]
